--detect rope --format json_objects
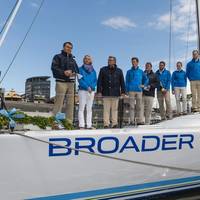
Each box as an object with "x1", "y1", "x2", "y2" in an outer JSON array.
[
  {"x1": 0, "y1": 0, "x2": 45, "y2": 84},
  {"x1": 14, "y1": 131, "x2": 200, "y2": 173}
]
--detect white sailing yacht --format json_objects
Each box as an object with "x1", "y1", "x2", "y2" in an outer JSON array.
[{"x1": 0, "y1": 0, "x2": 200, "y2": 199}]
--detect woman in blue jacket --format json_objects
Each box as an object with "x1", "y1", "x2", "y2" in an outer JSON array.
[
  {"x1": 78, "y1": 55, "x2": 97, "y2": 129},
  {"x1": 172, "y1": 61, "x2": 187, "y2": 115}
]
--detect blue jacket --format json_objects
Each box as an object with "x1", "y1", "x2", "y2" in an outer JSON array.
[
  {"x1": 171, "y1": 70, "x2": 187, "y2": 90},
  {"x1": 126, "y1": 67, "x2": 148, "y2": 92},
  {"x1": 186, "y1": 59, "x2": 200, "y2": 81},
  {"x1": 78, "y1": 65, "x2": 97, "y2": 91},
  {"x1": 155, "y1": 69, "x2": 171, "y2": 91}
]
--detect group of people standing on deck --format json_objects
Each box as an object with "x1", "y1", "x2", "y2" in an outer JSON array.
[{"x1": 51, "y1": 42, "x2": 200, "y2": 129}]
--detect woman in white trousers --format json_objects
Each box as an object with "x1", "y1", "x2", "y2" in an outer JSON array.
[
  {"x1": 78, "y1": 55, "x2": 97, "y2": 129},
  {"x1": 172, "y1": 62, "x2": 187, "y2": 115}
]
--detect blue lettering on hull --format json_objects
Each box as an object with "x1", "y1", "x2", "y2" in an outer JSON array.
[{"x1": 48, "y1": 134, "x2": 194, "y2": 157}]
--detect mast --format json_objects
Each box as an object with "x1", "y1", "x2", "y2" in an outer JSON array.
[
  {"x1": 0, "y1": 0, "x2": 23, "y2": 47},
  {"x1": 196, "y1": 0, "x2": 200, "y2": 51}
]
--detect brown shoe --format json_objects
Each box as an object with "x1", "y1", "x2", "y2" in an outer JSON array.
[{"x1": 191, "y1": 107, "x2": 198, "y2": 112}]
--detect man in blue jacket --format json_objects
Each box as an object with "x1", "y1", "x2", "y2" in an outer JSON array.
[
  {"x1": 156, "y1": 61, "x2": 172, "y2": 120},
  {"x1": 186, "y1": 50, "x2": 200, "y2": 112},
  {"x1": 126, "y1": 57, "x2": 148, "y2": 125},
  {"x1": 51, "y1": 42, "x2": 79, "y2": 124},
  {"x1": 172, "y1": 61, "x2": 187, "y2": 115}
]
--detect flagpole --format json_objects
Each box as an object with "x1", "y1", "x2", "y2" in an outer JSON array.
[
  {"x1": 0, "y1": 0, "x2": 23, "y2": 47},
  {"x1": 196, "y1": 0, "x2": 200, "y2": 51}
]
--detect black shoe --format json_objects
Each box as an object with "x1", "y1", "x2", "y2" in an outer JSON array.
[
  {"x1": 166, "y1": 116, "x2": 172, "y2": 120},
  {"x1": 112, "y1": 125, "x2": 118, "y2": 128},
  {"x1": 104, "y1": 126, "x2": 109, "y2": 129},
  {"x1": 137, "y1": 122, "x2": 145, "y2": 125},
  {"x1": 128, "y1": 122, "x2": 135, "y2": 127}
]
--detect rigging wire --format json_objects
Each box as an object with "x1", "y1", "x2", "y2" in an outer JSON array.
[
  {"x1": 169, "y1": 0, "x2": 173, "y2": 71},
  {"x1": 0, "y1": 0, "x2": 45, "y2": 84},
  {"x1": 171, "y1": 1, "x2": 176, "y2": 69},
  {"x1": 185, "y1": 0, "x2": 193, "y2": 65}
]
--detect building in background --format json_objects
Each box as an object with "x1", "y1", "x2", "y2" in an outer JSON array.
[
  {"x1": 5, "y1": 89, "x2": 22, "y2": 101},
  {"x1": 25, "y1": 76, "x2": 50, "y2": 102}
]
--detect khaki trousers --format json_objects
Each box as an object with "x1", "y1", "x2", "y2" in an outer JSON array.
[
  {"x1": 103, "y1": 97, "x2": 119, "y2": 127},
  {"x1": 129, "y1": 92, "x2": 143, "y2": 123},
  {"x1": 143, "y1": 95, "x2": 154, "y2": 124},
  {"x1": 53, "y1": 82, "x2": 74, "y2": 124},
  {"x1": 190, "y1": 81, "x2": 200, "y2": 110},
  {"x1": 157, "y1": 91, "x2": 172, "y2": 120}
]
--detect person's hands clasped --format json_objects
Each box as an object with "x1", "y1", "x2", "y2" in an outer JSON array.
[{"x1": 64, "y1": 70, "x2": 72, "y2": 77}]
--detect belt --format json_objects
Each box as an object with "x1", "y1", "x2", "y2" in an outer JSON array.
[{"x1": 56, "y1": 79, "x2": 74, "y2": 83}]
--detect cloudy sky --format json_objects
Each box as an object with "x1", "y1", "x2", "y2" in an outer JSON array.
[{"x1": 0, "y1": 0, "x2": 198, "y2": 96}]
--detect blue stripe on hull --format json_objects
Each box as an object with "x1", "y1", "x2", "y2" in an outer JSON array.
[
  {"x1": 95, "y1": 182, "x2": 200, "y2": 200},
  {"x1": 29, "y1": 176, "x2": 200, "y2": 200}
]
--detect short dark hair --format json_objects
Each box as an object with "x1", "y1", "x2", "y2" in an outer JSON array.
[
  {"x1": 176, "y1": 61, "x2": 182, "y2": 66},
  {"x1": 145, "y1": 62, "x2": 152, "y2": 68},
  {"x1": 159, "y1": 61, "x2": 166, "y2": 66},
  {"x1": 131, "y1": 57, "x2": 139, "y2": 63},
  {"x1": 63, "y1": 42, "x2": 73, "y2": 48},
  {"x1": 108, "y1": 56, "x2": 116, "y2": 62}
]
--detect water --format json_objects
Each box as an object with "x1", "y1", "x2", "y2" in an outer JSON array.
[{"x1": 134, "y1": 188, "x2": 200, "y2": 200}]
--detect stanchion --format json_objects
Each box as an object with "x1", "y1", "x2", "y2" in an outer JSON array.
[
  {"x1": 0, "y1": 88, "x2": 7, "y2": 110},
  {"x1": 118, "y1": 97, "x2": 124, "y2": 128}
]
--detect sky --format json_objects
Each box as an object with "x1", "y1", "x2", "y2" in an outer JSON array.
[{"x1": 0, "y1": 0, "x2": 198, "y2": 97}]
